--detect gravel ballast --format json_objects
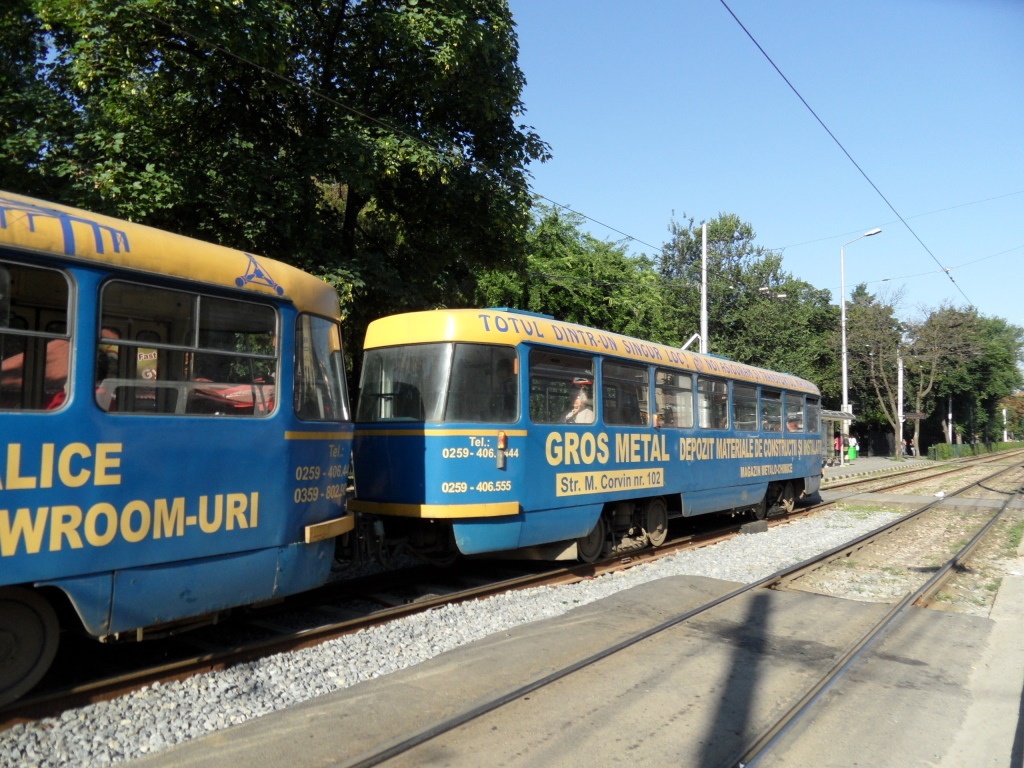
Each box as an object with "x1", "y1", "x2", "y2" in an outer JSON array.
[{"x1": 1, "y1": 508, "x2": 904, "y2": 767}]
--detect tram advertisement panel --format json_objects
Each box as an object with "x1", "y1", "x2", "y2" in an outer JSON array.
[{"x1": 0, "y1": 426, "x2": 352, "y2": 585}]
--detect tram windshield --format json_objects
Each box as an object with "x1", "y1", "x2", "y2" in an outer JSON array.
[
  {"x1": 357, "y1": 342, "x2": 518, "y2": 424},
  {"x1": 295, "y1": 313, "x2": 350, "y2": 422}
]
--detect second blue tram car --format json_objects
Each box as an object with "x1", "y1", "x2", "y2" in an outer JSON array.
[
  {"x1": 352, "y1": 308, "x2": 823, "y2": 563},
  {"x1": 0, "y1": 191, "x2": 354, "y2": 704}
]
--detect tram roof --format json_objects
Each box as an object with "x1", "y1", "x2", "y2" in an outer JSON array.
[
  {"x1": 0, "y1": 190, "x2": 340, "y2": 317},
  {"x1": 364, "y1": 308, "x2": 821, "y2": 395}
]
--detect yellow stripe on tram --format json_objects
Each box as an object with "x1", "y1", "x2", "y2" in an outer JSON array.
[{"x1": 348, "y1": 500, "x2": 520, "y2": 519}]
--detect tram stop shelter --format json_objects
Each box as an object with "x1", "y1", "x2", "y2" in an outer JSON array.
[{"x1": 822, "y1": 409, "x2": 854, "y2": 467}]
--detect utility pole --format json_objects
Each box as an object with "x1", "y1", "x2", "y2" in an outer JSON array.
[
  {"x1": 700, "y1": 223, "x2": 708, "y2": 354},
  {"x1": 896, "y1": 349, "x2": 904, "y2": 461}
]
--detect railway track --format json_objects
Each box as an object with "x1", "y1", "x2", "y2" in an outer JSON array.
[
  {"x1": 821, "y1": 448, "x2": 1019, "y2": 492},
  {"x1": 1, "y1": 451, "x2": 1018, "y2": 733},
  {"x1": 730, "y1": 462, "x2": 1024, "y2": 767},
  {"x1": 342, "y1": 459, "x2": 1024, "y2": 768}
]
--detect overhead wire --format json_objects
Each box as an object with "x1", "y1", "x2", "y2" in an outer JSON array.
[
  {"x1": 774, "y1": 189, "x2": 1024, "y2": 251},
  {"x1": 717, "y1": 0, "x2": 975, "y2": 310},
  {"x1": 864, "y1": 244, "x2": 1024, "y2": 287}
]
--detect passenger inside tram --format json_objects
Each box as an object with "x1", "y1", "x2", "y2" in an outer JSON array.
[{"x1": 564, "y1": 389, "x2": 594, "y2": 424}]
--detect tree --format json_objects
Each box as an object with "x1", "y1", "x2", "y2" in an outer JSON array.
[
  {"x1": 0, "y1": 0, "x2": 74, "y2": 198},
  {"x1": 901, "y1": 304, "x2": 985, "y2": 449},
  {"x1": 658, "y1": 213, "x2": 838, "y2": 388},
  {"x1": 998, "y1": 392, "x2": 1024, "y2": 441},
  {"x1": 477, "y1": 205, "x2": 676, "y2": 341},
  {"x1": 845, "y1": 284, "x2": 904, "y2": 455},
  {"x1": 8, "y1": 0, "x2": 549, "y2": 358},
  {"x1": 846, "y1": 286, "x2": 1024, "y2": 454},
  {"x1": 964, "y1": 316, "x2": 1024, "y2": 442}
]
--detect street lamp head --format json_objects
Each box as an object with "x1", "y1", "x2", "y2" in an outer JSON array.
[{"x1": 842, "y1": 228, "x2": 883, "y2": 249}]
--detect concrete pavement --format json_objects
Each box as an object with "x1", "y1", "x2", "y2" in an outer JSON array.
[{"x1": 821, "y1": 453, "x2": 931, "y2": 482}]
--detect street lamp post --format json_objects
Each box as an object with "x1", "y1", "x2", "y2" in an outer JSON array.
[{"x1": 839, "y1": 227, "x2": 882, "y2": 465}]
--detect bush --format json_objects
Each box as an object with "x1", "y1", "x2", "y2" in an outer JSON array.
[{"x1": 927, "y1": 441, "x2": 1023, "y2": 460}]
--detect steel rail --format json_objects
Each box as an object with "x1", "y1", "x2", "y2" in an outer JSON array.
[
  {"x1": 2, "y1": 453, "x2": 1011, "y2": 731},
  {"x1": 338, "y1": 462, "x2": 1022, "y2": 768},
  {"x1": 731, "y1": 473, "x2": 1023, "y2": 767},
  {"x1": 821, "y1": 448, "x2": 1024, "y2": 493}
]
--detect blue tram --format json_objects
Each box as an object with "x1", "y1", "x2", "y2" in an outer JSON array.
[
  {"x1": 0, "y1": 192, "x2": 354, "y2": 704},
  {"x1": 352, "y1": 308, "x2": 823, "y2": 563}
]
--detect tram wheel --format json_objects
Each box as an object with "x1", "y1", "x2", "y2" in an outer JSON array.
[
  {"x1": 418, "y1": 551, "x2": 460, "y2": 568},
  {"x1": 0, "y1": 587, "x2": 60, "y2": 707},
  {"x1": 779, "y1": 481, "x2": 796, "y2": 515},
  {"x1": 749, "y1": 495, "x2": 768, "y2": 521},
  {"x1": 576, "y1": 515, "x2": 607, "y2": 563},
  {"x1": 643, "y1": 498, "x2": 669, "y2": 548}
]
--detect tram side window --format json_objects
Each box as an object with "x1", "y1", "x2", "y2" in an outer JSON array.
[
  {"x1": 761, "y1": 390, "x2": 782, "y2": 431},
  {"x1": 529, "y1": 349, "x2": 594, "y2": 424},
  {"x1": 602, "y1": 360, "x2": 648, "y2": 426},
  {"x1": 444, "y1": 344, "x2": 518, "y2": 424},
  {"x1": 785, "y1": 393, "x2": 804, "y2": 432},
  {"x1": 99, "y1": 281, "x2": 278, "y2": 416},
  {"x1": 698, "y1": 378, "x2": 729, "y2": 429},
  {"x1": 806, "y1": 397, "x2": 821, "y2": 433},
  {"x1": 295, "y1": 313, "x2": 349, "y2": 422},
  {"x1": 0, "y1": 261, "x2": 71, "y2": 411},
  {"x1": 733, "y1": 384, "x2": 758, "y2": 432},
  {"x1": 655, "y1": 370, "x2": 693, "y2": 428},
  {"x1": 356, "y1": 342, "x2": 451, "y2": 423}
]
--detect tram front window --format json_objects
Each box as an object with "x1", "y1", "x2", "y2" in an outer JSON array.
[
  {"x1": 444, "y1": 344, "x2": 518, "y2": 424},
  {"x1": 294, "y1": 313, "x2": 349, "y2": 422},
  {"x1": 357, "y1": 343, "x2": 451, "y2": 422},
  {"x1": 357, "y1": 343, "x2": 519, "y2": 424}
]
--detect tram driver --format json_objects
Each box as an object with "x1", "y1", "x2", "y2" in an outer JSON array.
[{"x1": 564, "y1": 390, "x2": 595, "y2": 424}]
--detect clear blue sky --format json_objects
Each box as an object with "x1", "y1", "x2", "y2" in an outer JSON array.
[{"x1": 507, "y1": 0, "x2": 1024, "y2": 329}]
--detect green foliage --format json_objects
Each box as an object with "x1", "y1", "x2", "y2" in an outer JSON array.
[
  {"x1": 0, "y1": 0, "x2": 75, "y2": 198},
  {"x1": 479, "y1": 207, "x2": 841, "y2": 404},
  {"x1": 8, "y1": 0, "x2": 548, "y2": 374},
  {"x1": 927, "y1": 441, "x2": 1023, "y2": 460},
  {"x1": 476, "y1": 205, "x2": 678, "y2": 343},
  {"x1": 999, "y1": 392, "x2": 1024, "y2": 440},
  {"x1": 843, "y1": 286, "x2": 1024, "y2": 453},
  {"x1": 659, "y1": 213, "x2": 837, "y2": 387},
  {"x1": 5, "y1": 0, "x2": 1022, "y2": 422}
]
